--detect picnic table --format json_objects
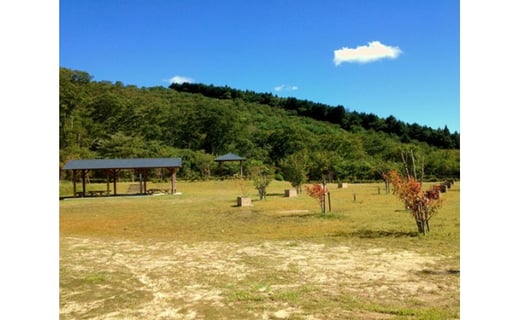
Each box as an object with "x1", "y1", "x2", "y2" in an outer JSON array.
[
  {"x1": 146, "y1": 188, "x2": 170, "y2": 195},
  {"x1": 87, "y1": 190, "x2": 110, "y2": 196}
]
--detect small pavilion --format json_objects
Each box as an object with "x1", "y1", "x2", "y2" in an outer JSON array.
[
  {"x1": 214, "y1": 153, "x2": 246, "y2": 178},
  {"x1": 62, "y1": 158, "x2": 182, "y2": 197}
]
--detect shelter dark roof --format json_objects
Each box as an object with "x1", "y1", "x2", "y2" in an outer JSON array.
[
  {"x1": 214, "y1": 153, "x2": 245, "y2": 162},
  {"x1": 63, "y1": 158, "x2": 182, "y2": 170}
]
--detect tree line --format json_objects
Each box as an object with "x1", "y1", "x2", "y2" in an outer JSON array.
[
  {"x1": 59, "y1": 67, "x2": 459, "y2": 182},
  {"x1": 170, "y1": 82, "x2": 460, "y2": 149}
]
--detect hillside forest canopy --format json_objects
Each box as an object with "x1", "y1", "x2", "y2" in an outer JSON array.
[{"x1": 59, "y1": 67, "x2": 459, "y2": 183}]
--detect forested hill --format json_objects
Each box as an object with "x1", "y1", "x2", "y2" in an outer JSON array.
[
  {"x1": 170, "y1": 82, "x2": 459, "y2": 150},
  {"x1": 59, "y1": 67, "x2": 459, "y2": 181}
]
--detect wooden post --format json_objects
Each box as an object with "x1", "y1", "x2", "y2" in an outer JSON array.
[
  {"x1": 143, "y1": 169, "x2": 148, "y2": 194},
  {"x1": 81, "y1": 169, "x2": 87, "y2": 197},
  {"x1": 105, "y1": 170, "x2": 110, "y2": 196},
  {"x1": 72, "y1": 170, "x2": 77, "y2": 197},
  {"x1": 327, "y1": 192, "x2": 331, "y2": 212},
  {"x1": 170, "y1": 167, "x2": 177, "y2": 194},
  {"x1": 353, "y1": 193, "x2": 356, "y2": 202},
  {"x1": 322, "y1": 180, "x2": 327, "y2": 213},
  {"x1": 112, "y1": 169, "x2": 117, "y2": 196},
  {"x1": 138, "y1": 170, "x2": 143, "y2": 194}
]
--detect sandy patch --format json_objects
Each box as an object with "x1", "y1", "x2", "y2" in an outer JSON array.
[{"x1": 60, "y1": 237, "x2": 458, "y2": 319}]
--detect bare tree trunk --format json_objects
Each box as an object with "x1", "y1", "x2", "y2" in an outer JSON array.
[
  {"x1": 420, "y1": 156, "x2": 425, "y2": 184},
  {"x1": 401, "y1": 151, "x2": 411, "y2": 179},
  {"x1": 416, "y1": 219, "x2": 425, "y2": 235},
  {"x1": 410, "y1": 149, "x2": 417, "y2": 180}
]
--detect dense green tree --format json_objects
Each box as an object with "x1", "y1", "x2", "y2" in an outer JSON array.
[
  {"x1": 169, "y1": 81, "x2": 460, "y2": 149},
  {"x1": 267, "y1": 124, "x2": 313, "y2": 164},
  {"x1": 279, "y1": 150, "x2": 310, "y2": 194},
  {"x1": 308, "y1": 150, "x2": 345, "y2": 182},
  {"x1": 199, "y1": 104, "x2": 241, "y2": 155},
  {"x1": 95, "y1": 132, "x2": 149, "y2": 159},
  {"x1": 248, "y1": 160, "x2": 273, "y2": 200},
  {"x1": 175, "y1": 149, "x2": 215, "y2": 180},
  {"x1": 60, "y1": 67, "x2": 460, "y2": 181}
]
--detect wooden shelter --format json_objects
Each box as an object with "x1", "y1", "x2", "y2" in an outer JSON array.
[
  {"x1": 214, "y1": 153, "x2": 246, "y2": 177},
  {"x1": 62, "y1": 158, "x2": 182, "y2": 197}
]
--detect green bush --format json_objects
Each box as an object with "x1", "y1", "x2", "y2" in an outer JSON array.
[{"x1": 274, "y1": 173, "x2": 284, "y2": 181}]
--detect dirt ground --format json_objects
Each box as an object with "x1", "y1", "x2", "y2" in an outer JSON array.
[{"x1": 60, "y1": 236, "x2": 459, "y2": 319}]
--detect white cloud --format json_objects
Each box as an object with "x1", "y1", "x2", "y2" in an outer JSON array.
[
  {"x1": 168, "y1": 75, "x2": 194, "y2": 84},
  {"x1": 274, "y1": 84, "x2": 299, "y2": 92},
  {"x1": 333, "y1": 41, "x2": 402, "y2": 66}
]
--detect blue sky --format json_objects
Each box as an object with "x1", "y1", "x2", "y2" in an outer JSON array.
[{"x1": 60, "y1": 0, "x2": 459, "y2": 133}]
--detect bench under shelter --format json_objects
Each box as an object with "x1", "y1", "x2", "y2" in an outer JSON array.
[{"x1": 62, "y1": 158, "x2": 182, "y2": 198}]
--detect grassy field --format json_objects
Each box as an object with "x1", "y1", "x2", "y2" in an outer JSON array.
[{"x1": 60, "y1": 179, "x2": 460, "y2": 319}]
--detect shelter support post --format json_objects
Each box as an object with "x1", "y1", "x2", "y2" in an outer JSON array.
[
  {"x1": 81, "y1": 169, "x2": 88, "y2": 197},
  {"x1": 136, "y1": 169, "x2": 144, "y2": 194},
  {"x1": 168, "y1": 167, "x2": 177, "y2": 194},
  {"x1": 72, "y1": 170, "x2": 77, "y2": 197},
  {"x1": 143, "y1": 169, "x2": 148, "y2": 194},
  {"x1": 110, "y1": 169, "x2": 118, "y2": 196},
  {"x1": 105, "y1": 170, "x2": 110, "y2": 195}
]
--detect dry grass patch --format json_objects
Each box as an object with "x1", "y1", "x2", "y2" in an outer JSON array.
[{"x1": 60, "y1": 237, "x2": 458, "y2": 319}]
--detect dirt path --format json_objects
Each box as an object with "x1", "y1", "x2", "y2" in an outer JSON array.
[{"x1": 60, "y1": 236, "x2": 458, "y2": 319}]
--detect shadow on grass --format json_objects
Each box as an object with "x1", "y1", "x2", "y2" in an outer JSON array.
[
  {"x1": 332, "y1": 229, "x2": 420, "y2": 239},
  {"x1": 418, "y1": 269, "x2": 460, "y2": 276},
  {"x1": 275, "y1": 212, "x2": 319, "y2": 218},
  {"x1": 60, "y1": 194, "x2": 152, "y2": 201},
  {"x1": 266, "y1": 192, "x2": 286, "y2": 197}
]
